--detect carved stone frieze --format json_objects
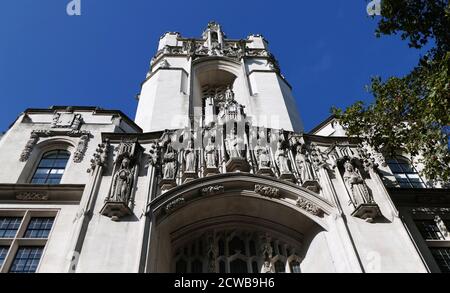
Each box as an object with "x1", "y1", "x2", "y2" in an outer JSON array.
[
  {"x1": 15, "y1": 192, "x2": 49, "y2": 201},
  {"x1": 295, "y1": 198, "x2": 323, "y2": 217},
  {"x1": 165, "y1": 197, "x2": 186, "y2": 214},
  {"x1": 200, "y1": 185, "x2": 225, "y2": 196},
  {"x1": 254, "y1": 184, "x2": 280, "y2": 199}
]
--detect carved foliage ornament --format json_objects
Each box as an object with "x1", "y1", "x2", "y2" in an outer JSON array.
[
  {"x1": 295, "y1": 198, "x2": 323, "y2": 217},
  {"x1": 20, "y1": 129, "x2": 91, "y2": 163},
  {"x1": 254, "y1": 185, "x2": 280, "y2": 199},
  {"x1": 201, "y1": 185, "x2": 225, "y2": 196},
  {"x1": 16, "y1": 192, "x2": 49, "y2": 201}
]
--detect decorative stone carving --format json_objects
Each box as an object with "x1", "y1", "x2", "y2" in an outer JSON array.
[
  {"x1": 101, "y1": 139, "x2": 142, "y2": 221},
  {"x1": 255, "y1": 138, "x2": 273, "y2": 177},
  {"x1": 73, "y1": 134, "x2": 90, "y2": 163},
  {"x1": 225, "y1": 129, "x2": 250, "y2": 173},
  {"x1": 295, "y1": 144, "x2": 315, "y2": 182},
  {"x1": 160, "y1": 139, "x2": 178, "y2": 191},
  {"x1": 51, "y1": 112, "x2": 83, "y2": 130},
  {"x1": 254, "y1": 185, "x2": 280, "y2": 199},
  {"x1": 343, "y1": 160, "x2": 380, "y2": 222},
  {"x1": 296, "y1": 198, "x2": 323, "y2": 217},
  {"x1": 165, "y1": 197, "x2": 186, "y2": 214},
  {"x1": 20, "y1": 132, "x2": 39, "y2": 162},
  {"x1": 201, "y1": 185, "x2": 225, "y2": 196},
  {"x1": 16, "y1": 192, "x2": 49, "y2": 201},
  {"x1": 163, "y1": 141, "x2": 177, "y2": 180},
  {"x1": 275, "y1": 141, "x2": 294, "y2": 181},
  {"x1": 20, "y1": 129, "x2": 92, "y2": 162},
  {"x1": 147, "y1": 143, "x2": 159, "y2": 166},
  {"x1": 87, "y1": 140, "x2": 110, "y2": 173},
  {"x1": 182, "y1": 140, "x2": 198, "y2": 182},
  {"x1": 260, "y1": 233, "x2": 273, "y2": 260}
]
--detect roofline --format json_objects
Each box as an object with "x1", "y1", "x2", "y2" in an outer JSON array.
[
  {"x1": 23, "y1": 106, "x2": 143, "y2": 133},
  {"x1": 308, "y1": 114, "x2": 336, "y2": 135}
]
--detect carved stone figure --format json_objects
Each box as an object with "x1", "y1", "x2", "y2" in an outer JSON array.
[
  {"x1": 110, "y1": 157, "x2": 134, "y2": 203},
  {"x1": 255, "y1": 138, "x2": 271, "y2": 168},
  {"x1": 275, "y1": 141, "x2": 291, "y2": 174},
  {"x1": 343, "y1": 161, "x2": 373, "y2": 207},
  {"x1": 163, "y1": 142, "x2": 177, "y2": 179},
  {"x1": 295, "y1": 145, "x2": 315, "y2": 182},
  {"x1": 184, "y1": 140, "x2": 196, "y2": 172},
  {"x1": 226, "y1": 129, "x2": 244, "y2": 159},
  {"x1": 205, "y1": 136, "x2": 217, "y2": 168}
]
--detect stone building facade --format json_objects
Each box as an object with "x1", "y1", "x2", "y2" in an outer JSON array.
[{"x1": 0, "y1": 23, "x2": 448, "y2": 273}]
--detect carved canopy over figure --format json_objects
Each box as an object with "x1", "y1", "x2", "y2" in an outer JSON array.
[
  {"x1": 163, "y1": 142, "x2": 177, "y2": 180},
  {"x1": 110, "y1": 157, "x2": 134, "y2": 203},
  {"x1": 343, "y1": 161, "x2": 373, "y2": 207},
  {"x1": 295, "y1": 145, "x2": 315, "y2": 182},
  {"x1": 275, "y1": 141, "x2": 291, "y2": 174},
  {"x1": 184, "y1": 140, "x2": 196, "y2": 172}
]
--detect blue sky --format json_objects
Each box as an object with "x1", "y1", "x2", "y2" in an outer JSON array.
[{"x1": 0, "y1": 0, "x2": 427, "y2": 132}]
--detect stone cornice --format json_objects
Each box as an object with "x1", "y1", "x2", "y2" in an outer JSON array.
[{"x1": 0, "y1": 184, "x2": 85, "y2": 203}]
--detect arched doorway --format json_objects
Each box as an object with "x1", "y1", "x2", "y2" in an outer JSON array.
[{"x1": 172, "y1": 223, "x2": 303, "y2": 273}]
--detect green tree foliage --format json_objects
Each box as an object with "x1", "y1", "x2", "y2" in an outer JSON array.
[{"x1": 333, "y1": 0, "x2": 450, "y2": 183}]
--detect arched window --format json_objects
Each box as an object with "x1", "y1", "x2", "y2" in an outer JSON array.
[
  {"x1": 31, "y1": 150, "x2": 71, "y2": 184},
  {"x1": 387, "y1": 156, "x2": 425, "y2": 188},
  {"x1": 172, "y1": 229, "x2": 302, "y2": 273}
]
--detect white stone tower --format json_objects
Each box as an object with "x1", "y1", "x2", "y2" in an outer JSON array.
[{"x1": 135, "y1": 22, "x2": 303, "y2": 133}]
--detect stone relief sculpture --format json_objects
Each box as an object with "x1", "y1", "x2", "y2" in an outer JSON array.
[
  {"x1": 73, "y1": 134, "x2": 90, "y2": 163},
  {"x1": 20, "y1": 132, "x2": 40, "y2": 162},
  {"x1": 225, "y1": 130, "x2": 244, "y2": 159},
  {"x1": 295, "y1": 144, "x2": 315, "y2": 183},
  {"x1": 205, "y1": 136, "x2": 217, "y2": 168},
  {"x1": 255, "y1": 138, "x2": 271, "y2": 169},
  {"x1": 159, "y1": 138, "x2": 179, "y2": 191},
  {"x1": 163, "y1": 141, "x2": 177, "y2": 180},
  {"x1": 275, "y1": 142, "x2": 290, "y2": 174},
  {"x1": 182, "y1": 140, "x2": 198, "y2": 182},
  {"x1": 343, "y1": 161, "x2": 373, "y2": 207},
  {"x1": 110, "y1": 156, "x2": 134, "y2": 203},
  {"x1": 342, "y1": 160, "x2": 380, "y2": 222},
  {"x1": 184, "y1": 140, "x2": 196, "y2": 172},
  {"x1": 101, "y1": 139, "x2": 142, "y2": 221}
]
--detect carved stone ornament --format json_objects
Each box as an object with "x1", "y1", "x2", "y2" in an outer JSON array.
[
  {"x1": 87, "y1": 140, "x2": 110, "y2": 173},
  {"x1": 73, "y1": 135, "x2": 90, "y2": 163},
  {"x1": 20, "y1": 129, "x2": 91, "y2": 162},
  {"x1": 165, "y1": 197, "x2": 186, "y2": 214},
  {"x1": 101, "y1": 139, "x2": 142, "y2": 221},
  {"x1": 16, "y1": 192, "x2": 49, "y2": 201},
  {"x1": 342, "y1": 160, "x2": 380, "y2": 222},
  {"x1": 201, "y1": 185, "x2": 225, "y2": 196},
  {"x1": 296, "y1": 198, "x2": 323, "y2": 217},
  {"x1": 51, "y1": 112, "x2": 83, "y2": 130},
  {"x1": 254, "y1": 185, "x2": 280, "y2": 199}
]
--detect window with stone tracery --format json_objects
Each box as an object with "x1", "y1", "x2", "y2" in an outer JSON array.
[{"x1": 173, "y1": 229, "x2": 302, "y2": 273}]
